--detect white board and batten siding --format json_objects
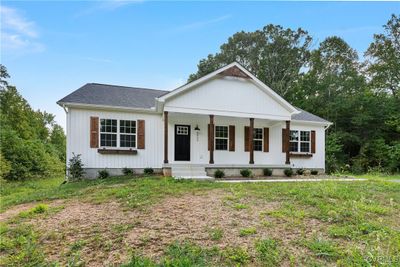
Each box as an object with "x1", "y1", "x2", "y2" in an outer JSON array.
[
  {"x1": 67, "y1": 108, "x2": 163, "y2": 169},
  {"x1": 164, "y1": 76, "x2": 292, "y2": 121}
]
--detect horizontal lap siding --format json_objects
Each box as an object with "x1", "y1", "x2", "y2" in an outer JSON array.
[{"x1": 67, "y1": 108, "x2": 163, "y2": 169}]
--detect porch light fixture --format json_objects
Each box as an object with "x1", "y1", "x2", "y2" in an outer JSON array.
[{"x1": 195, "y1": 125, "x2": 200, "y2": 141}]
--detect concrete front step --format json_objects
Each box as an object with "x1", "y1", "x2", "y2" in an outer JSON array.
[{"x1": 171, "y1": 165, "x2": 211, "y2": 180}]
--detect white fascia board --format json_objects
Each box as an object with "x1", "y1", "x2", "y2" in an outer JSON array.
[
  {"x1": 291, "y1": 120, "x2": 333, "y2": 127},
  {"x1": 164, "y1": 106, "x2": 291, "y2": 121},
  {"x1": 57, "y1": 102, "x2": 161, "y2": 114}
]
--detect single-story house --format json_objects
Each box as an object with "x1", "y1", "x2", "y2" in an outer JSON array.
[{"x1": 58, "y1": 62, "x2": 331, "y2": 179}]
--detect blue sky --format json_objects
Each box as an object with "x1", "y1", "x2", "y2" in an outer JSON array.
[{"x1": 1, "y1": 1, "x2": 398, "y2": 129}]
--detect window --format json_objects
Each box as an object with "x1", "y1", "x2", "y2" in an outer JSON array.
[
  {"x1": 290, "y1": 130, "x2": 310, "y2": 153},
  {"x1": 253, "y1": 128, "x2": 263, "y2": 151},
  {"x1": 100, "y1": 119, "x2": 117, "y2": 147},
  {"x1": 100, "y1": 119, "x2": 137, "y2": 148},
  {"x1": 120, "y1": 120, "x2": 136, "y2": 148},
  {"x1": 215, "y1": 126, "x2": 228, "y2": 150},
  {"x1": 177, "y1": 126, "x2": 189, "y2": 135}
]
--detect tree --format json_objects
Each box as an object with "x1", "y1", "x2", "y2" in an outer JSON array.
[
  {"x1": 188, "y1": 24, "x2": 312, "y2": 98},
  {"x1": 365, "y1": 14, "x2": 400, "y2": 97},
  {"x1": 0, "y1": 64, "x2": 10, "y2": 89}
]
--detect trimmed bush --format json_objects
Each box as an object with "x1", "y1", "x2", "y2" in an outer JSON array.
[
  {"x1": 296, "y1": 168, "x2": 305, "y2": 175},
  {"x1": 284, "y1": 168, "x2": 293, "y2": 177},
  {"x1": 263, "y1": 168, "x2": 273, "y2": 176},
  {"x1": 311, "y1": 170, "x2": 319, "y2": 175},
  {"x1": 98, "y1": 169, "x2": 110, "y2": 179},
  {"x1": 214, "y1": 169, "x2": 225, "y2": 178},
  {"x1": 122, "y1": 167, "x2": 134, "y2": 176},
  {"x1": 240, "y1": 169, "x2": 252, "y2": 178},
  {"x1": 143, "y1": 167, "x2": 154, "y2": 175}
]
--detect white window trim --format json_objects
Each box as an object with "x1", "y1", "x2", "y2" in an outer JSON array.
[
  {"x1": 99, "y1": 119, "x2": 137, "y2": 149},
  {"x1": 215, "y1": 125, "x2": 229, "y2": 151},
  {"x1": 120, "y1": 120, "x2": 137, "y2": 149},
  {"x1": 290, "y1": 130, "x2": 311, "y2": 153},
  {"x1": 253, "y1": 127, "x2": 263, "y2": 152}
]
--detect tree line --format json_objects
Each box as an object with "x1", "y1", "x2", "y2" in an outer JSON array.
[
  {"x1": 189, "y1": 14, "x2": 400, "y2": 174},
  {"x1": 0, "y1": 66, "x2": 66, "y2": 180}
]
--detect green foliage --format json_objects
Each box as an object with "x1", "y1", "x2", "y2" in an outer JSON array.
[
  {"x1": 296, "y1": 168, "x2": 304, "y2": 175},
  {"x1": 240, "y1": 169, "x2": 252, "y2": 178},
  {"x1": 255, "y1": 238, "x2": 282, "y2": 266},
  {"x1": 208, "y1": 228, "x2": 223, "y2": 241},
  {"x1": 143, "y1": 168, "x2": 154, "y2": 175},
  {"x1": 284, "y1": 168, "x2": 293, "y2": 177},
  {"x1": 68, "y1": 153, "x2": 84, "y2": 181},
  {"x1": 188, "y1": 24, "x2": 312, "y2": 98},
  {"x1": 98, "y1": 169, "x2": 110, "y2": 179},
  {"x1": 304, "y1": 237, "x2": 340, "y2": 260},
  {"x1": 223, "y1": 246, "x2": 250, "y2": 265},
  {"x1": 0, "y1": 152, "x2": 11, "y2": 179},
  {"x1": 0, "y1": 76, "x2": 66, "y2": 181},
  {"x1": 239, "y1": 227, "x2": 257, "y2": 237},
  {"x1": 263, "y1": 168, "x2": 273, "y2": 176},
  {"x1": 214, "y1": 169, "x2": 225, "y2": 178},
  {"x1": 122, "y1": 167, "x2": 134, "y2": 176}
]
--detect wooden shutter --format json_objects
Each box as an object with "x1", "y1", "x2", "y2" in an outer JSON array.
[
  {"x1": 263, "y1": 127, "x2": 269, "y2": 152},
  {"x1": 244, "y1": 126, "x2": 250, "y2": 152},
  {"x1": 311, "y1": 130, "x2": 316, "y2": 153},
  {"x1": 282, "y1": 129, "x2": 288, "y2": 153},
  {"x1": 229, "y1": 125, "x2": 235, "y2": 151},
  {"x1": 90, "y1": 117, "x2": 99, "y2": 148},
  {"x1": 137, "y1": 120, "x2": 145, "y2": 149}
]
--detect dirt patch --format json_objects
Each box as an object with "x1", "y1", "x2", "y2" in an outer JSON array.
[
  {"x1": 26, "y1": 189, "x2": 326, "y2": 266},
  {"x1": 0, "y1": 200, "x2": 65, "y2": 222}
]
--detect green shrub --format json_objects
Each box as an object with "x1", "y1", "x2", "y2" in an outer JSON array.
[
  {"x1": 284, "y1": 168, "x2": 293, "y2": 177},
  {"x1": 98, "y1": 169, "x2": 110, "y2": 179},
  {"x1": 296, "y1": 168, "x2": 304, "y2": 175},
  {"x1": 0, "y1": 129, "x2": 64, "y2": 180},
  {"x1": 143, "y1": 167, "x2": 154, "y2": 175},
  {"x1": 68, "y1": 153, "x2": 84, "y2": 181},
  {"x1": 122, "y1": 167, "x2": 134, "y2": 176},
  {"x1": 214, "y1": 169, "x2": 225, "y2": 178},
  {"x1": 209, "y1": 228, "x2": 223, "y2": 241},
  {"x1": 263, "y1": 168, "x2": 272, "y2": 176},
  {"x1": 240, "y1": 169, "x2": 252, "y2": 178},
  {"x1": 311, "y1": 170, "x2": 318, "y2": 175}
]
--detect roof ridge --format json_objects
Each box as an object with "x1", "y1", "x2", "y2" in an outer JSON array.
[{"x1": 88, "y1": 83, "x2": 168, "y2": 92}]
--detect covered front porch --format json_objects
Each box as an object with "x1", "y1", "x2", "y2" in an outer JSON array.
[{"x1": 162, "y1": 111, "x2": 292, "y2": 178}]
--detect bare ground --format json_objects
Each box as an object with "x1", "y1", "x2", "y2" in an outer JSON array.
[{"x1": 19, "y1": 189, "x2": 326, "y2": 266}]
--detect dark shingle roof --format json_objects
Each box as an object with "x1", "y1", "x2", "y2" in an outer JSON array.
[
  {"x1": 58, "y1": 83, "x2": 329, "y2": 123},
  {"x1": 57, "y1": 83, "x2": 168, "y2": 109},
  {"x1": 292, "y1": 107, "x2": 329, "y2": 123}
]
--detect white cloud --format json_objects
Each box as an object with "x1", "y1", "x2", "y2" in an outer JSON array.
[
  {"x1": 75, "y1": 0, "x2": 144, "y2": 17},
  {"x1": 169, "y1": 15, "x2": 232, "y2": 33},
  {"x1": 0, "y1": 5, "x2": 44, "y2": 55}
]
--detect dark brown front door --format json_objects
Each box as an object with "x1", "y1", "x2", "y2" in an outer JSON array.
[{"x1": 174, "y1": 125, "x2": 190, "y2": 161}]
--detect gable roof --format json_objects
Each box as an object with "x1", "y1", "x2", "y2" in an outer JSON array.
[
  {"x1": 157, "y1": 62, "x2": 299, "y2": 114},
  {"x1": 293, "y1": 107, "x2": 330, "y2": 124},
  {"x1": 57, "y1": 83, "x2": 167, "y2": 109}
]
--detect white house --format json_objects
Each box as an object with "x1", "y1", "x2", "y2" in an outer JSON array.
[{"x1": 58, "y1": 62, "x2": 331, "y2": 179}]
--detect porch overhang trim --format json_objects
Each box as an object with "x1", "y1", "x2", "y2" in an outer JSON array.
[{"x1": 164, "y1": 106, "x2": 291, "y2": 121}]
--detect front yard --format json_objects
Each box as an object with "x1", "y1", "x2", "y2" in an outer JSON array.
[{"x1": 1, "y1": 176, "x2": 399, "y2": 266}]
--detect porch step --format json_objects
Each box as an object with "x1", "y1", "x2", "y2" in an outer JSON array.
[{"x1": 171, "y1": 165, "x2": 212, "y2": 180}]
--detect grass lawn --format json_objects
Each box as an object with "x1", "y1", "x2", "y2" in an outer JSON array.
[{"x1": 1, "y1": 175, "x2": 399, "y2": 266}]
